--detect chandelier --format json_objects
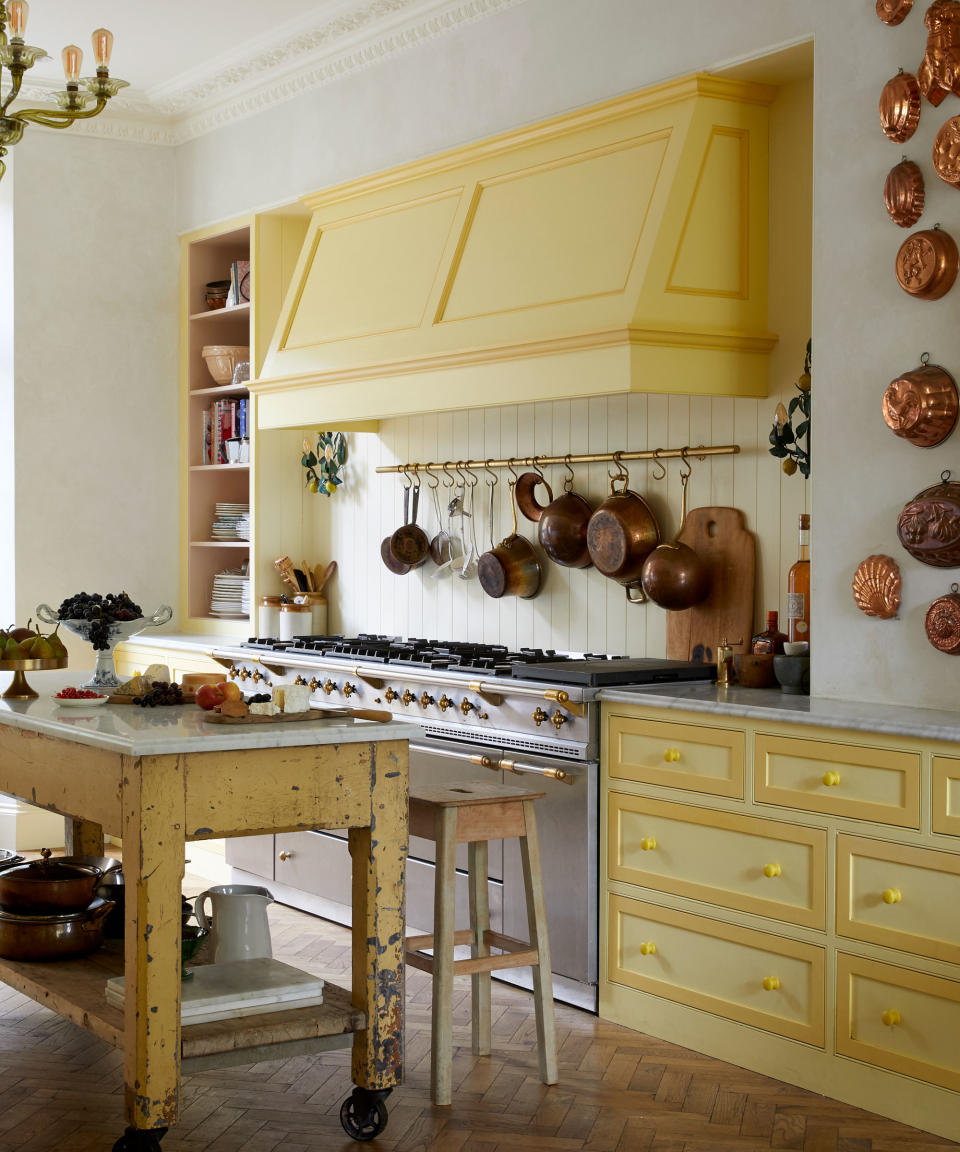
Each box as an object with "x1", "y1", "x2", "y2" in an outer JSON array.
[{"x1": 0, "y1": 1, "x2": 127, "y2": 180}]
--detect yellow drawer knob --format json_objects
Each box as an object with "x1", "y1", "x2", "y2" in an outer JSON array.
[
  {"x1": 761, "y1": 976, "x2": 780, "y2": 992},
  {"x1": 663, "y1": 748, "x2": 681, "y2": 762},
  {"x1": 640, "y1": 836, "x2": 657, "y2": 852},
  {"x1": 881, "y1": 1009, "x2": 902, "y2": 1028},
  {"x1": 639, "y1": 941, "x2": 657, "y2": 956},
  {"x1": 882, "y1": 888, "x2": 902, "y2": 904},
  {"x1": 821, "y1": 771, "x2": 841, "y2": 787},
  {"x1": 763, "y1": 863, "x2": 782, "y2": 878}
]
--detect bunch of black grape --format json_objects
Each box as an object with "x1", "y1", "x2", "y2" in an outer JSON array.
[
  {"x1": 57, "y1": 592, "x2": 143, "y2": 651},
  {"x1": 132, "y1": 681, "x2": 184, "y2": 708},
  {"x1": 248, "y1": 693, "x2": 271, "y2": 704}
]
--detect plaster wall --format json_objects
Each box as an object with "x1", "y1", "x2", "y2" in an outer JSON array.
[
  {"x1": 11, "y1": 133, "x2": 178, "y2": 662},
  {"x1": 172, "y1": 0, "x2": 959, "y2": 710},
  {"x1": 0, "y1": 169, "x2": 14, "y2": 629}
]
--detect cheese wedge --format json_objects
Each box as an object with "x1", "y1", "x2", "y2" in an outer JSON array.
[
  {"x1": 282, "y1": 684, "x2": 311, "y2": 713},
  {"x1": 249, "y1": 701, "x2": 278, "y2": 716}
]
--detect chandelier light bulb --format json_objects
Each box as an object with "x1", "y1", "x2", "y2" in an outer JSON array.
[
  {"x1": 7, "y1": 1, "x2": 29, "y2": 38},
  {"x1": 61, "y1": 44, "x2": 82, "y2": 84},
  {"x1": 91, "y1": 27, "x2": 113, "y2": 69}
]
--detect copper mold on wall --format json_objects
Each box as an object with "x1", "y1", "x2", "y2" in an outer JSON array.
[
  {"x1": 933, "y1": 115, "x2": 960, "y2": 186},
  {"x1": 895, "y1": 226, "x2": 959, "y2": 298},
  {"x1": 880, "y1": 70, "x2": 922, "y2": 141},
  {"x1": 925, "y1": 583, "x2": 960, "y2": 650},
  {"x1": 919, "y1": 0, "x2": 960, "y2": 106},
  {"x1": 878, "y1": 0, "x2": 915, "y2": 22},
  {"x1": 852, "y1": 555, "x2": 902, "y2": 619},
  {"x1": 898, "y1": 470, "x2": 960, "y2": 565},
  {"x1": 882, "y1": 356, "x2": 958, "y2": 446},
  {"x1": 885, "y1": 159, "x2": 926, "y2": 226}
]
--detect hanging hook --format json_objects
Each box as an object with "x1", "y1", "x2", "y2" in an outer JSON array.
[
  {"x1": 650, "y1": 448, "x2": 666, "y2": 482},
  {"x1": 423, "y1": 462, "x2": 440, "y2": 489},
  {"x1": 401, "y1": 465, "x2": 414, "y2": 487},
  {"x1": 440, "y1": 461, "x2": 456, "y2": 488},
  {"x1": 532, "y1": 454, "x2": 547, "y2": 482},
  {"x1": 608, "y1": 450, "x2": 629, "y2": 483},
  {"x1": 462, "y1": 460, "x2": 479, "y2": 488},
  {"x1": 506, "y1": 457, "x2": 520, "y2": 482},
  {"x1": 483, "y1": 458, "x2": 498, "y2": 488},
  {"x1": 563, "y1": 453, "x2": 576, "y2": 492},
  {"x1": 679, "y1": 446, "x2": 692, "y2": 480}
]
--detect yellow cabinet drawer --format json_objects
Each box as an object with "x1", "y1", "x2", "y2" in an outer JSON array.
[
  {"x1": 608, "y1": 792, "x2": 825, "y2": 929},
  {"x1": 932, "y1": 755, "x2": 960, "y2": 838},
  {"x1": 754, "y1": 733, "x2": 920, "y2": 828},
  {"x1": 607, "y1": 894, "x2": 825, "y2": 1046},
  {"x1": 837, "y1": 953, "x2": 960, "y2": 1093},
  {"x1": 606, "y1": 713, "x2": 744, "y2": 798},
  {"x1": 837, "y1": 834, "x2": 960, "y2": 964}
]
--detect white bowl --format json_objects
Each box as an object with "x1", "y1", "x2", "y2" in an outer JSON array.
[{"x1": 783, "y1": 641, "x2": 809, "y2": 656}]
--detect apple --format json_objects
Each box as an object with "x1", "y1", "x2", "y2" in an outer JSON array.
[
  {"x1": 196, "y1": 683, "x2": 227, "y2": 711},
  {"x1": 218, "y1": 680, "x2": 242, "y2": 702}
]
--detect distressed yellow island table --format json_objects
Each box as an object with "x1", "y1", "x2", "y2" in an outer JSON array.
[{"x1": 0, "y1": 675, "x2": 411, "y2": 1151}]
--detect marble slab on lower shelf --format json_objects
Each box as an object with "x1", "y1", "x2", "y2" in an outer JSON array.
[{"x1": 0, "y1": 941, "x2": 363, "y2": 1059}]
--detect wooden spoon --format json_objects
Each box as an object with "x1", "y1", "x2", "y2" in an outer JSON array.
[{"x1": 316, "y1": 561, "x2": 337, "y2": 594}]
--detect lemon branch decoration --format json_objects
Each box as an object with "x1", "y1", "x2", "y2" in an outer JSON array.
[
  {"x1": 769, "y1": 339, "x2": 811, "y2": 478},
  {"x1": 302, "y1": 432, "x2": 347, "y2": 496}
]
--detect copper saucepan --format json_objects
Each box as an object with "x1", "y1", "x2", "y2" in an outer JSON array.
[
  {"x1": 516, "y1": 462, "x2": 593, "y2": 569},
  {"x1": 0, "y1": 849, "x2": 120, "y2": 914},
  {"x1": 390, "y1": 481, "x2": 430, "y2": 566},
  {"x1": 478, "y1": 479, "x2": 542, "y2": 599},
  {"x1": 586, "y1": 458, "x2": 660, "y2": 603},
  {"x1": 640, "y1": 468, "x2": 710, "y2": 610},
  {"x1": 0, "y1": 897, "x2": 115, "y2": 961}
]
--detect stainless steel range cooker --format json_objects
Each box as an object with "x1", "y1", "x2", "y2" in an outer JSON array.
[{"x1": 212, "y1": 634, "x2": 714, "y2": 1011}]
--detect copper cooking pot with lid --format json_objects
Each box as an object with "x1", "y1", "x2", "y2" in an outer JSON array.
[
  {"x1": 0, "y1": 848, "x2": 120, "y2": 913},
  {"x1": 586, "y1": 456, "x2": 661, "y2": 603},
  {"x1": 898, "y1": 469, "x2": 960, "y2": 565},
  {"x1": 882, "y1": 353, "x2": 958, "y2": 447},
  {"x1": 515, "y1": 459, "x2": 593, "y2": 569}
]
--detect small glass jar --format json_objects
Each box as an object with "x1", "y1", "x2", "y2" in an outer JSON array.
[
  {"x1": 278, "y1": 602, "x2": 311, "y2": 642},
  {"x1": 258, "y1": 595, "x2": 283, "y2": 639},
  {"x1": 294, "y1": 593, "x2": 327, "y2": 636}
]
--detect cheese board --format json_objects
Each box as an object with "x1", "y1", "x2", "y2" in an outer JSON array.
[
  {"x1": 109, "y1": 692, "x2": 197, "y2": 705},
  {"x1": 203, "y1": 706, "x2": 394, "y2": 725}
]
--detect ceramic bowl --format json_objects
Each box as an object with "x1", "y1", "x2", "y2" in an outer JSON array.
[
  {"x1": 783, "y1": 641, "x2": 809, "y2": 656},
  {"x1": 773, "y1": 654, "x2": 810, "y2": 695},
  {"x1": 201, "y1": 345, "x2": 250, "y2": 386}
]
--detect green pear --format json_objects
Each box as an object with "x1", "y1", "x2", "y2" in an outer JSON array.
[
  {"x1": 4, "y1": 641, "x2": 27, "y2": 660},
  {"x1": 46, "y1": 629, "x2": 67, "y2": 659},
  {"x1": 31, "y1": 638, "x2": 55, "y2": 660}
]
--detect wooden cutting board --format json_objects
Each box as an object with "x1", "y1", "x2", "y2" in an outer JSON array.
[{"x1": 665, "y1": 507, "x2": 755, "y2": 665}]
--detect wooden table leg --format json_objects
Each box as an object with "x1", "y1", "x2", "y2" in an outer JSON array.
[
  {"x1": 64, "y1": 817, "x2": 104, "y2": 857},
  {"x1": 348, "y1": 739, "x2": 408, "y2": 1091},
  {"x1": 122, "y1": 754, "x2": 186, "y2": 1133}
]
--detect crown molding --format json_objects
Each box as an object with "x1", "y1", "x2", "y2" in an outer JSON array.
[{"x1": 13, "y1": 0, "x2": 526, "y2": 148}]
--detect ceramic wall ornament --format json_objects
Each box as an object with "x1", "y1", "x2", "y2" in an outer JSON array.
[
  {"x1": 882, "y1": 354, "x2": 958, "y2": 446},
  {"x1": 919, "y1": 0, "x2": 960, "y2": 105},
  {"x1": 769, "y1": 340, "x2": 811, "y2": 477},
  {"x1": 880, "y1": 70, "x2": 922, "y2": 141},
  {"x1": 852, "y1": 556, "x2": 902, "y2": 619},
  {"x1": 925, "y1": 583, "x2": 960, "y2": 650},
  {"x1": 895, "y1": 225, "x2": 959, "y2": 298},
  {"x1": 898, "y1": 470, "x2": 960, "y2": 565},
  {"x1": 878, "y1": 0, "x2": 915, "y2": 23},
  {"x1": 885, "y1": 159, "x2": 926, "y2": 226},
  {"x1": 301, "y1": 431, "x2": 347, "y2": 496}
]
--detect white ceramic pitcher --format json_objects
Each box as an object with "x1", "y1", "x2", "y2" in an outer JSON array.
[{"x1": 194, "y1": 884, "x2": 274, "y2": 964}]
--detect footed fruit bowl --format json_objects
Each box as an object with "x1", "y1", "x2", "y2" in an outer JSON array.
[{"x1": 36, "y1": 603, "x2": 173, "y2": 690}]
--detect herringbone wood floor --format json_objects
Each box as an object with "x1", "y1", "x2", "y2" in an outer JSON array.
[{"x1": 0, "y1": 895, "x2": 956, "y2": 1152}]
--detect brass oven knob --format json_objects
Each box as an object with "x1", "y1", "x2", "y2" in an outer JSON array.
[
  {"x1": 278, "y1": 851, "x2": 293, "y2": 862},
  {"x1": 438, "y1": 694, "x2": 454, "y2": 712},
  {"x1": 309, "y1": 678, "x2": 321, "y2": 692},
  {"x1": 419, "y1": 692, "x2": 435, "y2": 709},
  {"x1": 294, "y1": 675, "x2": 307, "y2": 686},
  {"x1": 251, "y1": 669, "x2": 265, "y2": 683},
  {"x1": 238, "y1": 667, "x2": 252, "y2": 681},
  {"x1": 401, "y1": 689, "x2": 416, "y2": 706},
  {"x1": 227, "y1": 666, "x2": 239, "y2": 680},
  {"x1": 343, "y1": 682, "x2": 357, "y2": 698},
  {"x1": 551, "y1": 710, "x2": 568, "y2": 730},
  {"x1": 532, "y1": 707, "x2": 548, "y2": 727},
  {"x1": 460, "y1": 698, "x2": 475, "y2": 716},
  {"x1": 384, "y1": 687, "x2": 399, "y2": 702},
  {"x1": 322, "y1": 679, "x2": 337, "y2": 695}
]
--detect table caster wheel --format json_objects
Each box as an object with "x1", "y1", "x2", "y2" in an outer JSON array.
[
  {"x1": 112, "y1": 1125, "x2": 167, "y2": 1151},
  {"x1": 339, "y1": 1087, "x2": 390, "y2": 1141}
]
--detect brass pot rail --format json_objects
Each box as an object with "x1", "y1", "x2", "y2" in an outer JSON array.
[{"x1": 374, "y1": 443, "x2": 739, "y2": 475}]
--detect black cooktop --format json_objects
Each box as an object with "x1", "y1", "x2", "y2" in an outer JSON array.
[{"x1": 511, "y1": 657, "x2": 717, "y2": 687}]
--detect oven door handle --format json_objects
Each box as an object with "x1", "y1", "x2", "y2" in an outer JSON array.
[{"x1": 408, "y1": 741, "x2": 574, "y2": 784}]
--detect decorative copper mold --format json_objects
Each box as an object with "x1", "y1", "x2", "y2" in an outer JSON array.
[
  {"x1": 882, "y1": 355, "x2": 958, "y2": 446},
  {"x1": 878, "y1": 0, "x2": 915, "y2": 23},
  {"x1": 933, "y1": 115, "x2": 960, "y2": 186},
  {"x1": 898, "y1": 470, "x2": 960, "y2": 565},
  {"x1": 885, "y1": 159, "x2": 926, "y2": 226},
  {"x1": 880, "y1": 70, "x2": 922, "y2": 140},
  {"x1": 925, "y1": 583, "x2": 960, "y2": 650},
  {"x1": 895, "y1": 226, "x2": 959, "y2": 298},
  {"x1": 920, "y1": 0, "x2": 960, "y2": 105},
  {"x1": 852, "y1": 556, "x2": 901, "y2": 619}
]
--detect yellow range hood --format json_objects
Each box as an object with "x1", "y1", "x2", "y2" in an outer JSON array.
[{"x1": 256, "y1": 73, "x2": 778, "y2": 429}]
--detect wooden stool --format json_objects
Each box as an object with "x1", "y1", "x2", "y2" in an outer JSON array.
[{"x1": 406, "y1": 780, "x2": 558, "y2": 1106}]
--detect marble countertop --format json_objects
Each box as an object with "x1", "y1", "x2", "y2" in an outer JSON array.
[
  {"x1": 598, "y1": 682, "x2": 960, "y2": 744},
  {"x1": 0, "y1": 672, "x2": 413, "y2": 756}
]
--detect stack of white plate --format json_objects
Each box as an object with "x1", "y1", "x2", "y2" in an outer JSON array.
[
  {"x1": 210, "y1": 573, "x2": 249, "y2": 617},
  {"x1": 211, "y1": 503, "x2": 250, "y2": 541}
]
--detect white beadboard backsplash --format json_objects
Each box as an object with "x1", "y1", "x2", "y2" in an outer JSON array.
[{"x1": 309, "y1": 387, "x2": 808, "y2": 657}]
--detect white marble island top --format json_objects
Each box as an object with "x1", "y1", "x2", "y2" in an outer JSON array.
[
  {"x1": 0, "y1": 672, "x2": 413, "y2": 756},
  {"x1": 599, "y1": 682, "x2": 960, "y2": 745}
]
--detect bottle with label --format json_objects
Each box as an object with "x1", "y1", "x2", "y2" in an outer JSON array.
[
  {"x1": 752, "y1": 610, "x2": 787, "y2": 655},
  {"x1": 787, "y1": 513, "x2": 811, "y2": 644}
]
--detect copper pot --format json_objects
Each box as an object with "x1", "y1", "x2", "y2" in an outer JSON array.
[
  {"x1": 640, "y1": 471, "x2": 710, "y2": 610},
  {"x1": 0, "y1": 897, "x2": 115, "y2": 961},
  {"x1": 516, "y1": 470, "x2": 593, "y2": 568},
  {"x1": 898, "y1": 469, "x2": 960, "y2": 565},
  {"x1": 389, "y1": 483, "x2": 429, "y2": 567},
  {"x1": 883, "y1": 356, "x2": 958, "y2": 447},
  {"x1": 926, "y1": 583, "x2": 960, "y2": 651},
  {"x1": 0, "y1": 850, "x2": 119, "y2": 914},
  {"x1": 586, "y1": 466, "x2": 661, "y2": 603},
  {"x1": 477, "y1": 481, "x2": 542, "y2": 599},
  {"x1": 895, "y1": 227, "x2": 959, "y2": 300}
]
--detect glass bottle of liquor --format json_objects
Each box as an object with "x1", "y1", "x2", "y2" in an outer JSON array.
[
  {"x1": 787, "y1": 513, "x2": 811, "y2": 644},
  {"x1": 752, "y1": 610, "x2": 787, "y2": 655}
]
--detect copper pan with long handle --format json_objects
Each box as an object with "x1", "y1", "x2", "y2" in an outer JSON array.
[
  {"x1": 517, "y1": 462, "x2": 594, "y2": 569},
  {"x1": 641, "y1": 469, "x2": 710, "y2": 610}
]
